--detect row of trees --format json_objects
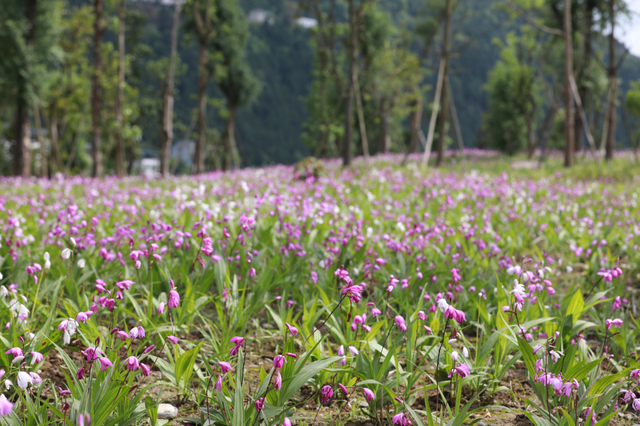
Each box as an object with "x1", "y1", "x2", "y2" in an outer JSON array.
[
  {"x1": 0, "y1": 0, "x2": 259, "y2": 178},
  {"x1": 302, "y1": 0, "x2": 640, "y2": 168},
  {"x1": 1, "y1": 0, "x2": 640, "y2": 177}
]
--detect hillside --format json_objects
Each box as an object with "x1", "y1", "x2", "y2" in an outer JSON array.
[{"x1": 123, "y1": 0, "x2": 640, "y2": 165}]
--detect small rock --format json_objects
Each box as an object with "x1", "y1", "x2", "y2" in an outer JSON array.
[
  {"x1": 157, "y1": 404, "x2": 178, "y2": 419},
  {"x1": 478, "y1": 422, "x2": 488, "y2": 426},
  {"x1": 357, "y1": 400, "x2": 368, "y2": 408}
]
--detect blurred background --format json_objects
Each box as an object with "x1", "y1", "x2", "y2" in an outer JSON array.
[{"x1": 1, "y1": 0, "x2": 639, "y2": 177}]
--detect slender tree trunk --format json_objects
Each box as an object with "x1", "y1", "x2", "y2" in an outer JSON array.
[
  {"x1": 342, "y1": 0, "x2": 357, "y2": 166},
  {"x1": 378, "y1": 99, "x2": 390, "y2": 153},
  {"x1": 161, "y1": 1, "x2": 181, "y2": 177},
  {"x1": 563, "y1": 0, "x2": 575, "y2": 167},
  {"x1": 14, "y1": 0, "x2": 38, "y2": 177},
  {"x1": 605, "y1": 0, "x2": 616, "y2": 161},
  {"x1": 223, "y1": 103, "x2": 236, "y2": 171},
  {"x1": 92, "y1": 0, "x2": 104, "y2": 177},
  {"x1": 196, "y1": 40, "x2": 207, "y2": 174},
  {"x1": 353, "y1": 69, "x2": 369, "y2": 159},
  {"x1": 436, "y1": 0, "x2": 452, "y2": 167},
  {"x1": 115, "y1": 0, "x2": 126, "y2": 177},
  {"x1": 33, "y1": 104, "x2": 46, "y2": 177},
  {"x1": 407, "y1": 98, "x2": 422, "y2": 154}
]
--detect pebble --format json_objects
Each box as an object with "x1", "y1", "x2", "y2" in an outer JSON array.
[
  {"x1": 157, "y1": 404, "x2": 178, "y2": 419},
  {"x1": 478, "y1": 422, "x2": 488, "y2": 426}
]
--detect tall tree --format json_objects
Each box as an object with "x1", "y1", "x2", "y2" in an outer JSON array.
[
  {"x1": 435, "y1": 0, "x2": 453, "y2": 166},
  {"x1": 210, "y1": 0, "x2": 260, "y2": 171},
  {"x1": 0, "y1": 0, "x2": 62, "y2": 176},
  {"x1": 92, "y1": 0, "x2": 104, "y2": 177},
  {"x1": 563, "y1": 0, "x2": 574, "y2": 166},
  {"x1": 115, "y1": 0, "x2": 126, "y2": 177},
  {"x1": 604, "y1": 0, "x2": 616, "y2": 161},
  {"x1": 160, "y1": 1, "x2": 182, "y2": 177},
  {"x1": 342, "y1": 0, "x2": 373, "y2": 166},
  {"x1": 187, "y1": 0, "x2": 216, "y2": 174}
]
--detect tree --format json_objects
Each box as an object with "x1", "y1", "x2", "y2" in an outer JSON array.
[
  {"x1": 92, "y1": 0, "x2": 104, "y2": 177},
  {"x1": 210, "y1": 0, "x2": 261, "y2": 171},
  {"x1": 0, "y1": 0, "x2": 62, "y2": 177},
  {"x1": 160, "y1": 1, "x2": 182, "y2": 177},
  {"x1": 482, "y1": 30, "x2": 543, "y2": 156},
  {"x1": 624, "y1": 80, "x2": 640, "y2": 152},
  {"x1": 186, "y1": 0, "x2": 216, "y2": 174},
  {"x1": 342, "y1": 0, "x2": 374, "y2": 166},
  {"x1": 115, "y1": 0, "x2": 126, "y2": 177}
]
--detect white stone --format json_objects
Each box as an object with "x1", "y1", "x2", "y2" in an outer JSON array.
[{"x1": 157, "y1": 404, "x2": 178, "y2": 419}]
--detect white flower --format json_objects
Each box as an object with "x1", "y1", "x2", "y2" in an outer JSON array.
[
  {"x1": 462, "y1": 347, "x2": 469, "y2": 358},
  {"x1": 4, "y1": 380, "x2": 12, "y2": 390},
  {"x1": 77, "y1": 259, "x2": 86, "y2": 268},
  {"x1": 17, "y1": 372, "x2": 33, "y2": 389},
  {"x1": 44, "y1": 260, "x2": 51, "y2": 269},
  {"x1": 0, "y1": 287, "x2": 7, "y2": 298},
  {"x1": 61, "y1": 249, "x2": 71, "y2": 259},
  {"x1": 43, "y1": 252, "x2": 50, "y2": 261},
  {"x1": 451, "y1": 351, "x2": 459, "y2": 361},
  {"x1": 566, "y1": 266, "x2": 573, "y2": 273},
  {"x1": 64, "y1": 330, "x2": 71, "y2": 345},
  {"x1": 437, "y1": 298, "x2": 450, "y2": 313},
  {"x1": 11, "y1": 356, "x2": 24, "y2": 364},
  {"x1": 70, "y1": 237, "x2": 76, "y2": 247},
  {"x1": 0, "y1": 272, "x2": 3, "y2": 280}
]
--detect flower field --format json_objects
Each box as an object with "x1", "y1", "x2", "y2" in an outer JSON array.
[{"x1": 1, "y1": 156, "x2": 640, "y2": 426}]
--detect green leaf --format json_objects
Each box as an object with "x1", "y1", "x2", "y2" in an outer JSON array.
[
  {"x1": 566, "y1": 291, "x2": 584, "y2": 325},
  {"x1": 588, "y1": 368, "x2": 631, "y2": 396},
  {"x1": 281, "y1": 356, "x2": 343, "y2": 402},
  {"x1": 175, "y1": 342, "x2": 202, "y2": 389},
  {"x1": 232, "y1": 348, "x2": 245, "y2": 426}
]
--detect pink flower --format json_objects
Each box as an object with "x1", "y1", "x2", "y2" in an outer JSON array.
[
  {"x1": 98, "y1": 357, "x2": 113, "y2": 371},
  {"x1": 30, "y1": 351, "x2": 43, "y2": 365},
  {"x1": 168, "y1": 290, "x2": 180, "y2": 309},
  {"x1": 283, "y1": 418, "x2": 292, "y2": 426},
  {"x1": 444, "y1": 306, "x2": 466, "y2": 324},
  {"x1": 448, "y1": 364, "x2": 470, "y2": 378},
  {"x1": 0, "y1": 395, "x2": 14, "y2": 416},
  {"x1": 321, "y1": 385, "x2": 333, "y2": 404},
  {"x1": 167, "y1": 335, "x2": 179, "y2": 344},
  {"x1": 77, "y1": 367, "x2": 85, "y2": 380},
  {"x1": 158, "y1": 302, "x2": 166, "y2": 314},
  {"x1": 395, "y1": 315, "x2": 407, "y2": 332},
  {"x1": 605, "y1": 318, "x2": 623, "y2": 330},
  {"x1": 392, "y1": 413, "x2": 412, "y2": 425},
  {"x1": 141, "y1": 363, "x2": 151, "y2": 376},
  {"x1": 338, "y1": 383, "x2": 348, "y2": 396},
  {"x1": 218, "y1": 362, "x2": 233, "y2": 373},
  {"x1": 362, "y1": 387, "x2": 375, "y2": 402},
  {"x1": 215, "y1": 375, "x2": 223, "y2": 391},
  {"x1": 273, "y1": 355, "x2": 287, "y2": 369},
  {"x1": 274, "y1": 371, "x2": 282, "y2": 390},
  {"x1": 5, "y1": 348, "x2": 23, "y2": 358},
  {"x1": 417, "y1": 311, "x2": 426, "y2": 321},
  {"x1": 285, "y1": 323, "x2": 298, "y2": 337},
  {"x1": 254, "y1": 398, "x2": 264, "y2": 413},
  {"x1": 124, "y1": 356, "x2": 140, "y2": 371}
]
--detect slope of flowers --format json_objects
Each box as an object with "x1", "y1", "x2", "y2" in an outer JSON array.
[{"x1": 0, "y1": 160, "x2": 638, "y2": 426}]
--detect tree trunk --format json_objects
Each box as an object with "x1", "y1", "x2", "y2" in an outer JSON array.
[
  {"x1": 92, "y1": 0, "x2": 104, "y2": 177},
  {"x1": 378, "y1": 99, "x2": 389, "y2": 153},
  {"x1": 14, "y1": 0, "x2": 38, "y2": 177},
  {"x1": 196, "y1": 40, "x2": 207, "y2": 174},
  {"x1": 223, "y1": 103, "x2": 236, "y2": 171},
  {"x1": 407, "y1": 98, "x2": 422, "y2": 154},
  {"x1": 161, "y1": 1, "x2": 181, "y2": 177},
  {"x1": 563, "y1": 0, "x2": 575, "y2": 167},
  {"x1": 342, "y1": 0, "x2": 357, "y2": 166},
  {"x1": 115, "y1": 0, "x2": 126, "y2": 177},
  {"x1": 436, "y1": 0, "x2": 452, "y2": 167},
  {"x1": 605, "y1": 0, "x2": 616, "y2": 162},
  {"x1": 576, "y1": 0, "x2": 597, "y2": 154}
]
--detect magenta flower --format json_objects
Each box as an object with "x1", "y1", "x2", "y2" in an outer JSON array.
[
  {"x1": 285, "y1": 322, "x2": 298, "y2": 337},
  {"x1": 274, "y1": 371, "x2": 282, "y2": 390},
  {"x1": 273, "y1": 355, "x2": 287, "y2": 369},
  {"x1": 321, "y1": 385, "x2": 333, "y2": 404},
  {"x1": 254, "y1": 397, "x2": 264, "y2": 413},
  {"x1": 124, "y1": 356, "x2": 140, "y2": 371},
  {"x1": 448, "y1": 364, "x2": 470, "y2": 378},
  {"x1": 0, "y1": 395, "x2": 14, "y2": 416},
  {"x1": 167, "y1": 335, "x2": 179, "y2": 344},
  {"x1": 395, "y1": 315, "x2": 407, "y2": 332},
  {"x1": 218, "y1": 361, "x2": 233, "y2": 373},
  {"x1": 168, "y1": 290, "x2": 180, "y2": 309},
  {"x1": 338, "y1": 383, "x2": 348, "y2": 396},
  {"x1": 392, "y1": 413, "x2": 412, "y2": 425},
  {"x1": 140, "y1": 363, "x2": 151, "y2": 377},
  {"x1": 5, "y1": 348, "x2": 23, "y2": 358},
  {"x1": 605, "y1": 318, "x2": 623, "y2": 330},
  {"x1": 30, "y1": 351, "x2": 43, "y2": 365},
  {"x1": 98, "y1": 357, "x2": 113, "y2": 371},
  {"x1": 77, "y1": 367, "x2": 85, "y2": 380},
  {"x1": 362, "y1": 387, "x2": 375, "y2": 402}
]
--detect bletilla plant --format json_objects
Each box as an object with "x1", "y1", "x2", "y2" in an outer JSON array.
[{"x1": 0, "y1": 156, "x2": 637, "y2": 425}]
